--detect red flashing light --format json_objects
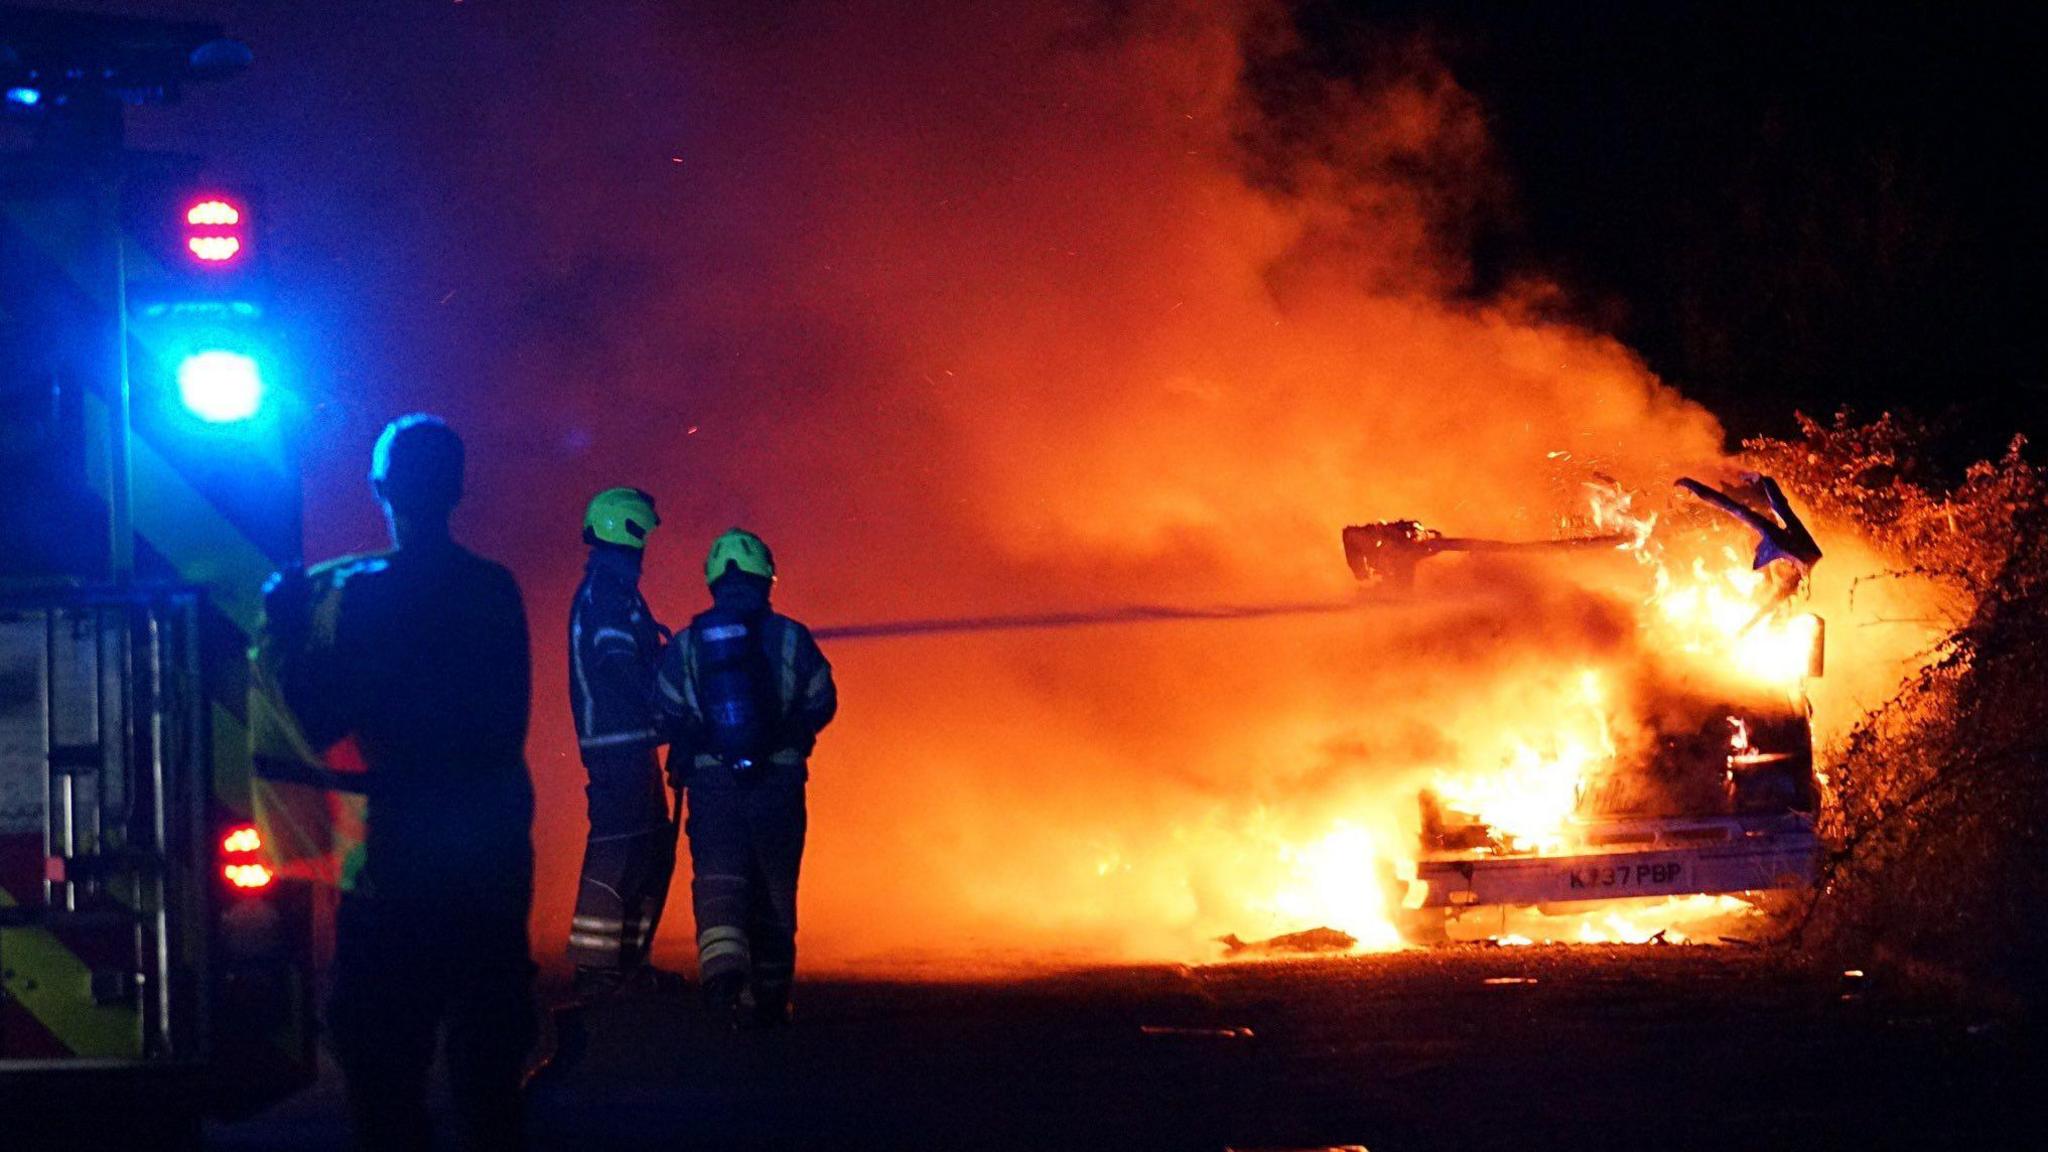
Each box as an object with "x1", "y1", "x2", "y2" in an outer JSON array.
[
  {"x1": 221, "y1": 825, "x2": 262, "y2": 855},
  {"x1": 186, "y1": 199, "x2": 241, "y2": 226},
  {"x1": 183, "y1": 194, "x2": 249, "y2": 268},
  {"x1": 220, "y1": 823, "x2": 273, "y2": 890},
  {"x1": 188, "y1": 235, "x2": 243, "y2": 262},
  {"x1": 224, "y1": 863, "x2": 275, "y2": 890}
]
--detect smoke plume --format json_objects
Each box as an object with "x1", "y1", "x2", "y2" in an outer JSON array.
[{"x1": 142, "y1": 1, "x2": 1938, "y2": 967}]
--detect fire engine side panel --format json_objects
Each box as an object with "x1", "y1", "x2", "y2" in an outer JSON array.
[
  {"x1": 0, "y1": 607, "x2": 153, "y2": 1064},
  {"x1": 0, "y1": 619, "x2": 48, "y2": 879},
  {"x1": 4, "y1": 153, "x2": 317, "y2": 1105}
]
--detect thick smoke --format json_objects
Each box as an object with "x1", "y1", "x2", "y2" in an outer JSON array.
[
  {"x1": 504, "y1": 1, "x2": 1732, "y2": 965},
  {"x1": 135, "y1": 1, "x2": 1931, "y2": 967}
]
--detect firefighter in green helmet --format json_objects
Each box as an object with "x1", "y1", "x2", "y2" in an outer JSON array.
[
  {"x1": 654, "y1": 528, "x2": 836, "y2": 1025},
  {"x1": 565, "y1": 486, "x2": 678, "y2": 998}
]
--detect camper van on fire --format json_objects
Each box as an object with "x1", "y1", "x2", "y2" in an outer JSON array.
[{"x1": 1345, "y1": 475, "x2": 1828, "y2": 942}]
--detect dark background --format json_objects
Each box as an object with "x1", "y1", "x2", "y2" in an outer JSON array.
[
  {"x1": 17, "y1": 2, "x2": 2040, "y2": 478},
  {"x1": 1290, "y1": 1, "x2": 2045, "y2": 458}
]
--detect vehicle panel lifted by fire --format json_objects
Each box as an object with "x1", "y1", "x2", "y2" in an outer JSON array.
[{"x1": 1344, "y1": 476, "x2": 1828, "y2": 937}]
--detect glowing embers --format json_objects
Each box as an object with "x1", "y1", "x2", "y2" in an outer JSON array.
[
  {"x1": 220, "y1": 823, "x2": 274, "y2": 891},
  {"x1": 183, "y1": 195, "x2": 248, "y2": 265}
]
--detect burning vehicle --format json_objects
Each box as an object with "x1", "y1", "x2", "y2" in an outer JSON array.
[{"x1": 1348, "y1": 475, "x2": 1830, "y2": 943}]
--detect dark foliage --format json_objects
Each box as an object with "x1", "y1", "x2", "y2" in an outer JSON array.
[{"x1": 1748, "y1": 413, "x2": 2048, "y2": 1015}]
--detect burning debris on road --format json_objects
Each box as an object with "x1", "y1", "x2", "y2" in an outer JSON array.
[{"x1": 1217, "y1": 927, "x2": 1358, "y2": 956}]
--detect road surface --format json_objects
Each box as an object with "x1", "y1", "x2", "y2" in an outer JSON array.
[{"x1": 206, "y1": 945, "x2": 2040, "y2": 1151}]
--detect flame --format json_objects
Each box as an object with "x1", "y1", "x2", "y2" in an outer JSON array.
[
  {"x1": 1263, "y1": 822, "x2": 1403, "y2": 950},
  {"x1": 1563, "y1": 896, "x2": 1758, "y2": 944},
  {"x1": 1429, "y1": 668, "x2": 1613, "y2": 852},
  {"x1": 1034, "y1": 478, "x2": 1838, "y2": 964},
  {"x1": 1647, "y1": 556, "x2": 1817, "y2": 687},
  {"x1": 1586, "y1": 480, "x2": 1658, "y2": 550},
  {"x1": 1420, "y1": 484, "x2": 1820, "y2": 857},
  {"x1": 339, "y1": 4, "x2": 1954, "y2": 971}
]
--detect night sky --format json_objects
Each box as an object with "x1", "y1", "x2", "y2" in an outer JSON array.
[
  {"x1": 48, "y1": 0, "x2": 2032, "y2": 510},
  {"x1": 1319, "y1": 1, "x2": 2046, "y2": 454},
  {"x1": 30, "y1": 2, "x2": 2035, "y2": 454}
]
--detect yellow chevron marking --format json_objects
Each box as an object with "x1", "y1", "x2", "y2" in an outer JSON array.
[
  {"x1": 79, "y1": 400, "x2": 352, "y2": 890},
  {"x1": 213, "y1": 702, "x2": 254, "y2": 820},
  {"x1": 81, "y1": 395, "x2": 275, "y2": 634},
  {"x1": 0, "y1": 887, "x2": 143, "y2": 1060},
  {"x1": 129, "y1": 439, "x2": 273, "y2": 635}
]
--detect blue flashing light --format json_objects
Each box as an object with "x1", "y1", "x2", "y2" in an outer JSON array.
[
  {"x1": 5, "y1": 87, "x2": 42, "y2": 108},
  {"x1": 176, "y1": 350, "x2": 265, "y2": 423}
]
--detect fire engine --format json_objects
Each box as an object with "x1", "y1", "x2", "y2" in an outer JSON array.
[{"x1": 2, "y1": 9, "x2": 330, "y2": 1142}]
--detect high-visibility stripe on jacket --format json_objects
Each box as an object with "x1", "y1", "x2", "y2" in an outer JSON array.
[
  {"x1": 568, "y1": 548, "x2": 668, "y2": 758},
  {"x1": 653, "y1": 596, "x2": 835, "y2": 776}
]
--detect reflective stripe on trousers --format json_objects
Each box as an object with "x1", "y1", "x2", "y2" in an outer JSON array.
[
  {"x1": 568, "y1": 749, "x2": 676, "y2": 970},
  {"x1": 696, "y1": 922, "x2": 751, "y2": 980},
  {"x1": 684, "y1": 781, "x2": 806, "y2": 993}
]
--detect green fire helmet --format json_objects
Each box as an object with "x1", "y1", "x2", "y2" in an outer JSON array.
[
  {"x1": 705, "y1": 527, "x2": 775, "y2": 584},
  {"x1": 583, "y1": 487, "x2": 660, "y2": 550}
]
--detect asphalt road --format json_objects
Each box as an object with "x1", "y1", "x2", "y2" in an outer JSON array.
[{"x1": 205, "y1": 946, "x2": 2042, "y2": 1152}]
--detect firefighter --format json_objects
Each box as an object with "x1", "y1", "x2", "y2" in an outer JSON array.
[
  {"x1": 262, "y1": 414, "x2": 536, "y2": 1150},
  {"x1": 566, "y1": 486, "x2": 678, "y2": 997},
  {"x1": 655, "y1": 528, "x2": 836, "y2": 1026}
]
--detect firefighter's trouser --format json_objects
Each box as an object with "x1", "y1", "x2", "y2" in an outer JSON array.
[
  {"x1": 567, "y1": 747, "x2": 677, "y2": 970},
  {"x1": 684, "y1": 777, "x2": 807, "y2": 1011},
  {"x1": 328, "y1": 893, "x2": 537, "y2": 1152}
]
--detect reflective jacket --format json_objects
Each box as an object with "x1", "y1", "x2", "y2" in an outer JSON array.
[
  {"x1": 654, "y1": 577, "x2": 836, "y2": 785},
  {"x1": 268, "y1": 541, "x2": 534, "y2": 913},
  {"x1": 568, "y1": 547, "x2": 669, "y2": 761}
]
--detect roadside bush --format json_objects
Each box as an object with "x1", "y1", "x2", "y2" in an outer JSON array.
[{"x1": 1747, "y1": 413, "x2": 2048, "y2": 1016}]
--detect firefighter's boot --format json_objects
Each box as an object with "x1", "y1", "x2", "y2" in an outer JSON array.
[{"x1": 701, "y1": 970, "x2": 745, "y2": 1014}]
